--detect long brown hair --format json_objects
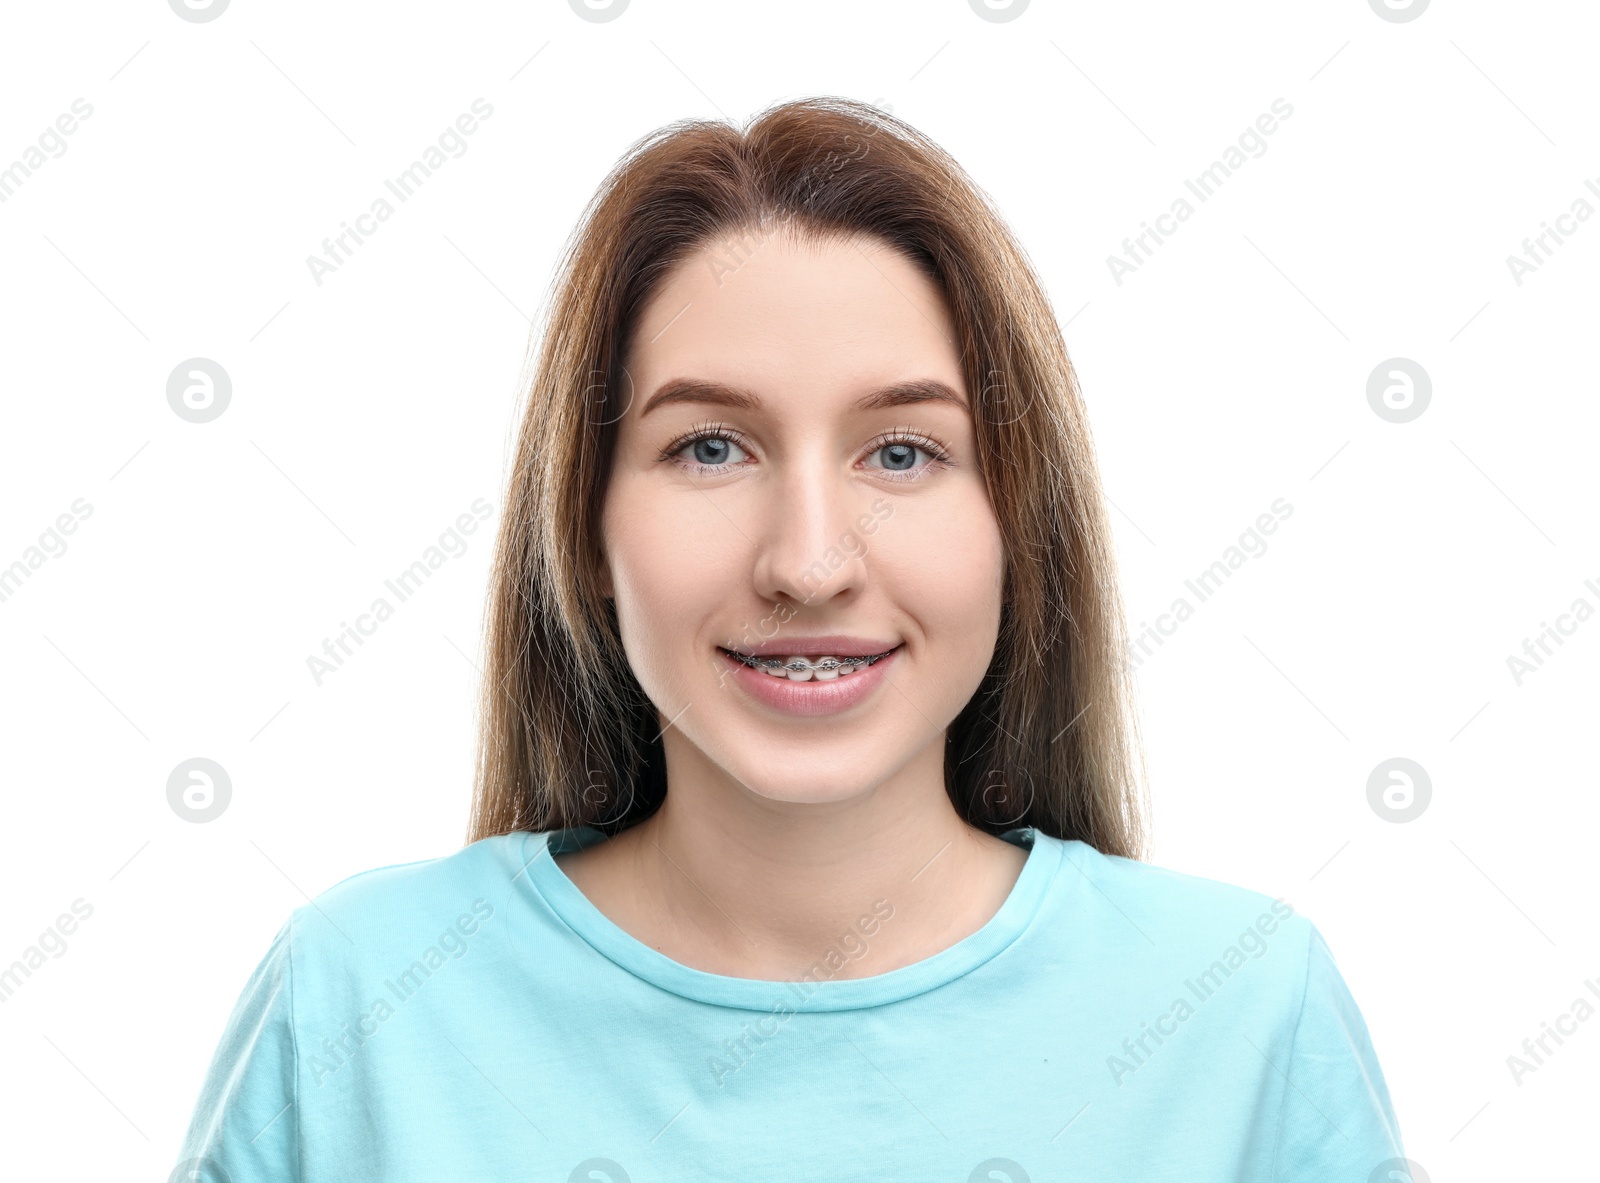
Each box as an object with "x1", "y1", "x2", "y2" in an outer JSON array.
[{"x1": 465, "y1": 97, "x2": 1149, "y2": 860}]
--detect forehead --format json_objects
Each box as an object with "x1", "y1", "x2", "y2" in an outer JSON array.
[{"x1": 625, "y1": 227, "x2": 963, "y2": 398}]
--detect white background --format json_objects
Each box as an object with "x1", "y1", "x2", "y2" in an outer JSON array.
[{"x1": 1, "y1": 0, "x2": 1595, "y2": 1179}]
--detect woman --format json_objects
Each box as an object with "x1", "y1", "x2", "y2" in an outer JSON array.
[{"x1": 175, "y1": 97, "x2": 1407, "y2": 1182}]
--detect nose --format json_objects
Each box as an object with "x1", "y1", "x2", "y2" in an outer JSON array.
[{"x1": 750, "y1": 458, "x2": 869, "y2": 611}]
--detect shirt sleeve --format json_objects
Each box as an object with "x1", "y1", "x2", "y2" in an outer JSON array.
[
  {"x1": 173, "y1": 913, "x2": 302, "y2": 1183},
  {"x1": 1271, "y1": 921, "x2": 1407, "y2": 1181}
]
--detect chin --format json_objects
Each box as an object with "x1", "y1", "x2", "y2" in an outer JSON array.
[{"x1": 718, "y1": 750, "x2": 883, "y2": 805}]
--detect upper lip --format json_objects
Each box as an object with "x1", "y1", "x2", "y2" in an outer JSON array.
[{"x1": 722, "y1": 635, "x2": 900, "y2": 658}]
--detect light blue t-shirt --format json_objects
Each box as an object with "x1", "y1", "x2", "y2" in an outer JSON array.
[{"x1": 175, "y1": 826, "x2": 1407, "y2": 1181}]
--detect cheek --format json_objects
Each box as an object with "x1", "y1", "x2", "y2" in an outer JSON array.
[
  {"x1": 603, "y1": 473, "x2": 745, "y2": 658},
  {"x1": 876, "y1": 488, "x2": 1005, "y2": 649},
  {"x1": 944, "y1": 522, "x2": 1006, "y2": 655}
]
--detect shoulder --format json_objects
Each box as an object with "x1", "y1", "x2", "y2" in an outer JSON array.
[
  {"x1": 1050, "y1": 835, "x2": 1302, "y2": 926},
  {"x1": 1033, "y1": 839, "x2": 1406, "y2": 1165},
  {"x1": 1057, "y1": 838, "x2": 1302, "y2": 932},
  {"x1": 1040, "y1": 835, "x2": 1319, "y2": 1007},
  {"x1": 281, "y1": 831, "x2": 538, "y2": 962}
]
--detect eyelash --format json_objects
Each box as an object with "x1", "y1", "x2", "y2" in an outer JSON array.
[{"x1": 658, "y1": 421, "x2": 955, "y2": 483}]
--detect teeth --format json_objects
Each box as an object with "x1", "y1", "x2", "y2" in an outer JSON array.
[
  {"x1": 736, "y1": 650, "x2": 890, "y2": 679},
  {"x1": 776, "y1": 656, "x2": 837, "y2": 681}
]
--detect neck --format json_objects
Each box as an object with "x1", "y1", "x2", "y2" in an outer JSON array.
[{"x1": 567, "y1": 745, "x2": 1028, "y2": 981}]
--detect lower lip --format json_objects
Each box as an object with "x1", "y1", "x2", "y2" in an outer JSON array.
[{"x1": 719, "y1": 646, "x2": 901, "y2": 717}]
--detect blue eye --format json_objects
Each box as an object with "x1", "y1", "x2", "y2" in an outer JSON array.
[
  {"x1": 667, "y1": 429, "x2": 752, "y2": 474},
  {"x1": 689, "y1": 436, "x2": 737, "y2": 466},
  {"x1": 872, "y1": 443, "x2": 920, "y2": 472},
  {"x1": 863, "y1": 435, "x2": 952, "y2": 482}
]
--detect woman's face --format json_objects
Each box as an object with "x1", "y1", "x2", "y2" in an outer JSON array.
[{"x1": 601, "y1": 225, "x2": 1006, "y2": 807}]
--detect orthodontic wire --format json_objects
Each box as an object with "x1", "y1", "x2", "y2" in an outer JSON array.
[{"x1": 730, "y1": 652, "x2": 890, "y2": 672}]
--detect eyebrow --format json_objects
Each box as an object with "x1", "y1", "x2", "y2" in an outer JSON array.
[{"x1": 638, "y1": 377, "x2": 970, "y2": 419}]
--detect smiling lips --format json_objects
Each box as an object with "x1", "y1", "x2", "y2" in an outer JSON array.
[{"x1": 717, "y1": 642, "x2": 903, "y2": 715}]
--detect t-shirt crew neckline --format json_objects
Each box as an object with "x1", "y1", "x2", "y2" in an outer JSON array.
[{"x1": 520, "y1": 824, "x2": 1064, "y2": 1012}]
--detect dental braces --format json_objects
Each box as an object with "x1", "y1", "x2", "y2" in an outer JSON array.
[{"x1": 728, "y1": 651, "x2": 892, "y2": 673}]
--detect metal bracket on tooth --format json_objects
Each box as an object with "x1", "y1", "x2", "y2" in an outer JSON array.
[{"x1": 739, "y1": 654, "x2": 879, "y2": 672}]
